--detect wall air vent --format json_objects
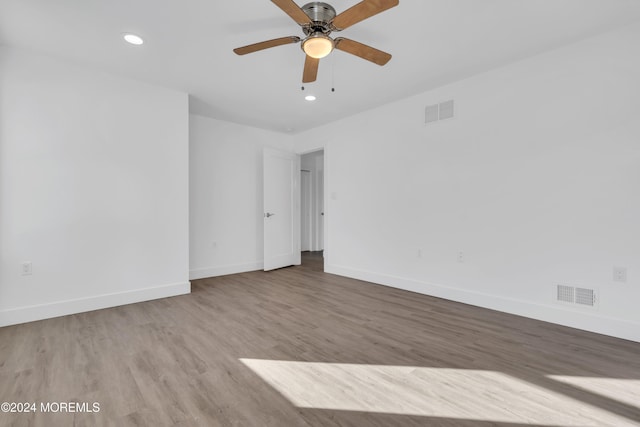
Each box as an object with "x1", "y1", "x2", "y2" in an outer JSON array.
[
  {"x1": 575, "y1": 287, "x2": 596, "y2": 306},
  {"x1": 439, "y1": 100, "x2": 455, "y2": 120},
  {"x1": 556, "y1": 284, "x2": 598, "y2": 308},
  {"x1": 425, "y1": 104, "x2": 439, "y2": 124},
  {"x1": 557, "y1": 285, "x2": 574, "y2": 303},
  {"x1": 425, "y1": 100, "x2": 455, "y2": 124}
]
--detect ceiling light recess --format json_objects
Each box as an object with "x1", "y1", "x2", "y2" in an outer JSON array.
[
  {"x1": 305, "y1": 95, "x2": 317, "y2": 101},
  {"x1": 123, "y1": 33, "x2": 144, "y2": 45}
]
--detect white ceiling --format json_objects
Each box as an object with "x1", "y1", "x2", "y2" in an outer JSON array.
[{"x1": 1, "y1": 0, "x2": 640, "y2": 133}]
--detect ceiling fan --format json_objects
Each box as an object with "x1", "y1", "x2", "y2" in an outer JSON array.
[{"x1": 233, "y1": 0, "x2": 399, "y2": 83}]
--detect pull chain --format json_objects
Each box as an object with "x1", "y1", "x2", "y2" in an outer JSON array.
[{"x1": 331, "y1": 54, "x2": 336, "y2": 93}]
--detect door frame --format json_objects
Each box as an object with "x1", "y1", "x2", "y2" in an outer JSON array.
[
  {"x1": 300, "y1": 169, "x2": 312, "y2": 252},
  {"x1": 297, "y1": 147, "x2": 328, "y2": 266}
]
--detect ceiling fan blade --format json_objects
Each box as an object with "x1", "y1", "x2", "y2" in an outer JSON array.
[
  {"x1": 233, "y1": 36, "x2": 301, "y2": 55},
  {"x1": 271, "y1": 0, "x2": 312, "y2": 26},
  {"x1": 334, "y1": 38, "x2": 392, "y2": 65},
  {"x1": 302, "y1": 55, "x2": 319, "y2": 83},
  {"x1": 331, "y1": 0, "x2": 399, "y2": 31}
]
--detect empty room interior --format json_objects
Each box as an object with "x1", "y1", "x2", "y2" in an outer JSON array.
[{"x1": 1, "y1": 0, "x2": 640, "y2": 426}]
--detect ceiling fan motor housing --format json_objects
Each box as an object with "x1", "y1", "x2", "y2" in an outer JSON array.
[{"x1": 302, "y1": 2, "x2": 336, "y2": 35}]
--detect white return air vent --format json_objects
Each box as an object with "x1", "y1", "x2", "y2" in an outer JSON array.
[
  {"x1": 556, "y1": 284, "x2": 597, "y2": 308},
  {"x1": 575, "y1": 287, "x2": 596, "y2": 306},
  {"x1": 557, "y1": 284, "x2": 574, "y2": 303},
  {"x1": 425, "y1": 100, "x2": 455, "y2": 124},
  {"x1": 425, "y1": 104, "x2": 439, "y2": 124}
]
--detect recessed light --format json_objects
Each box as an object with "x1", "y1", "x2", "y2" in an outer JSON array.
[
  {"x1": 123, "y1": 34, "x2": 144, "y2": 45},
  {"x1": 305, "y1": 95, "x2": 316, "y2": 101}
]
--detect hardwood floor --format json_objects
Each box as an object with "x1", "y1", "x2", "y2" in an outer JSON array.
[{"x1": 1, "y1": 251, "x2": 639, "y2": 426}]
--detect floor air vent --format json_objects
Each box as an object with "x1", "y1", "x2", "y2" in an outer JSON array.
[{"x1": 556, "y1": 284, "x2": 597, "y2": 307}]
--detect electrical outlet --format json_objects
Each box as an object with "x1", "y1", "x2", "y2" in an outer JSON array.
[
  {"x1": 613, "y1": 267, "x2": 627, "y2": 283},
  {"x1": 457, "y1": 251, "x2": 464, "y2": 263},
  {"x1": 22, "y1": 262, "x2": 32, "y2": 276}
]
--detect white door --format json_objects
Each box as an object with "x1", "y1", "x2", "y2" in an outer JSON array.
[{"x1": 264, "y1": 148, "x2": 301, "y2": 271}]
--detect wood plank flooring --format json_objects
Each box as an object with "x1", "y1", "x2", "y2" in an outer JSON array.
[{"x1": 1, "y1": 252, "x2": 639, "y2": 426}]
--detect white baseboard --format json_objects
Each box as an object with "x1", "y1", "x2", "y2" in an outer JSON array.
[
  {"x1": 326, "y1": 264, "x2": 640, "y2": 343},
  {"x1": 190, "y1": 261, "x2": 263, "y2": 280},
  {"x1": 0, "y1": 281, "x2": 191, "y2": 328}
]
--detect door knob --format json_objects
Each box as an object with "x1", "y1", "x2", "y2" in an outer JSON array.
[{"x1": 264, "y1": 212, "x2": 276, "y2": 218}]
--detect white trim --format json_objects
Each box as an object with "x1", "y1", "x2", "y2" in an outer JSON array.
[
  {"x1": 0, "y1": 281, "x2": 191, "y2": 327},
  {"x1": 322, "y1": 144, "x2": 329, "y2": 266},
  {"x1": 326, "y1": 264, "x2": 640, "y2": 343},
  {"x1": 190, "y1": 262, "x2": 263, "y2": 280}
]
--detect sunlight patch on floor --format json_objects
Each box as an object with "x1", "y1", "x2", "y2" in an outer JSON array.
[
  {"x1": 240, "y1": 359, "x2": 633, "y2": 426},
  {"x1": 547, "y1": 375, "x2": 640, "y2": 409}
]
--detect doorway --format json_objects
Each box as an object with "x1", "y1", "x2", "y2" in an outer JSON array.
[{"x1": 300, "y1": 149, "x2": 324, "y2": 264}]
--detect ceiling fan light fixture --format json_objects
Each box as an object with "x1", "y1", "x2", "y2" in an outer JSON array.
[{"x1": 302, "y1": 33, "x2": 334, "y2": 59}]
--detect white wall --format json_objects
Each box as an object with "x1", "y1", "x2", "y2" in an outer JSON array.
[
  {"x1": 0, "y1": 47, "x2": 190, "y2": 326},
  {"x1": 189, "y1": 114, "x2": 293, "y2": 279},
  {"x1": 294, "y1": 23, "x2": 640, "y2": 342}
]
